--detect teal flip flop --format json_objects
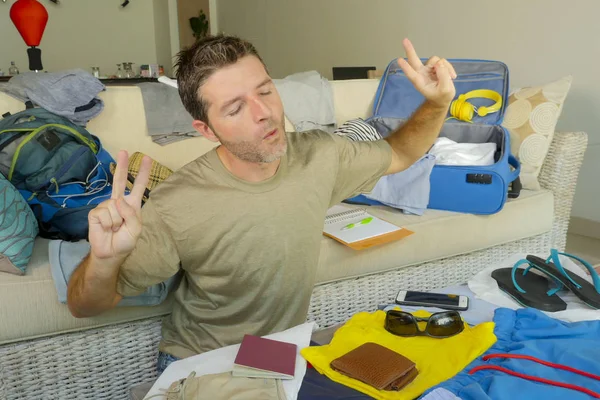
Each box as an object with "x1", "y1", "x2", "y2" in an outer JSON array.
[
  {"x1": 526, "y1": 249, "x2": 600, "y2": 310},
  {"x1": 492, "y1": 259, "x2": 567, "y2": 312}
]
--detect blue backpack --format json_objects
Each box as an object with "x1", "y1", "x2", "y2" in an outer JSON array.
[{"x1": 0, "y1": 108, "x2": 119, "y2": 241}]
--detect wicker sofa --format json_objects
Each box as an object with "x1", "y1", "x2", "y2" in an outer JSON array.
[{"x1": 0, "y1": 79, "x2": 587, "y2": 400}]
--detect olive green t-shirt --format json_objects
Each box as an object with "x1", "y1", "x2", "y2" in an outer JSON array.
[{"x1": 116, "y1": 130, "x2": 392, "y2": 359}]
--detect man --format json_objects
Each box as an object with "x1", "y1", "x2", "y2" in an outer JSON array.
[{"x1": 67, "y1": 34, "x2": 457, "y2": 373}]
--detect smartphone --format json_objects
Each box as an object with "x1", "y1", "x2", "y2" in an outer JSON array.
[{"x1": 395, "y1": 290, "x2": 469, "y2": 311}]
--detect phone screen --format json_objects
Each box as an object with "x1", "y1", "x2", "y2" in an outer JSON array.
[{"x1": 403, "y1": 291, "x2": 460, "y2": 306}]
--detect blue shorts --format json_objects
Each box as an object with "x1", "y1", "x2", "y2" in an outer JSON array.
[{"x1": 423, "y1": 307, "x2": 600, "y2": 400}]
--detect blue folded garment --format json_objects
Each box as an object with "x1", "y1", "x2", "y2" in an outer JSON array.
[
  {"x1": 365, "y1": 154, "x2": 436, "y2": 215},
  {"x1": 337, "y1": 118, "x2": 434, "y2": 215},
  {"x1": 49, "y1": 239, "x2": 180, "y2": 307},
  {"x1": 423, "y1": 308, "x2": 600, "y2": 400}
]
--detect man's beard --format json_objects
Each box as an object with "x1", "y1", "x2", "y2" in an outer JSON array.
[
  {"x1": 220, "y1": 133, "x2": 287, "y2": 163},
  {"x1": 212, "y1": 120, "x2": 287, "y2": 163}
]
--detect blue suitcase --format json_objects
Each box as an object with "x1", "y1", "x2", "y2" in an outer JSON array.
[{"x1": 366, "y1": 58, "x2": 521, "y2": 215}]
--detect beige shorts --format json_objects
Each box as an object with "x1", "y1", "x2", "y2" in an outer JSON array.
[{"x1": 164, "y1": 371, "x2": 287, "y2": 400}]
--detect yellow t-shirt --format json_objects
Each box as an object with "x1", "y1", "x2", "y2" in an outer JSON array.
[{"x1": 301, "y1": 309, "x2": 496, "y2": 400}]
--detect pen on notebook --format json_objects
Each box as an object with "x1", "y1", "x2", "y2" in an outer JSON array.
[{"x1": 341, "y1": 217, "x2": 373, "y2": 231}]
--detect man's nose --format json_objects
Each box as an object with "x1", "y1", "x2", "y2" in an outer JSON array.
[{"x1": 249, "y1": 96, "x2": 272, "y2": 122}]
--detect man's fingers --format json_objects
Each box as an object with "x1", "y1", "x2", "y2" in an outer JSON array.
[
  {"x1": 402, "y1": 38, "x2": 423, "y2": 70},
  {"x1": 106, "y1": 200, "x2": 123, "y2": 232},
  {"x1": 426, "y1": 57, "x2": 457, "y2": 80},
  {"x1": 434, "y1": 60, "x2": 454, "y2": 94},
  {"x1": 116, "y1": 198, "x2": 142, "y2": 237},
  {"x1": 443, "y1": 59, "x2": 458, "y2": 79},
  {"x1": 89, "y1": 207, "x2": 114, "y2": 232},
  {"x1": 111, "y1": 150, "x2": 129, "y2": 200},
  {"x1": 128, "y1": 156, "x2": 152, "y2": 206},
  {"x1": 397, "y1": 58, "x2": 422, "y2": 88},
  {"x1": 425, "y1": 56, "x2": 440, "y2": 67}
]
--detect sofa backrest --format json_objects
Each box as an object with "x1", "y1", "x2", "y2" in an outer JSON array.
[{"x1": 0, "y1": 78, "x2": 381, "y2": 172}]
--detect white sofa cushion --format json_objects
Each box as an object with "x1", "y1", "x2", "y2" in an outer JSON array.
[{"x1": 0, "y1": 238, "x2": 174, "y2": 345}]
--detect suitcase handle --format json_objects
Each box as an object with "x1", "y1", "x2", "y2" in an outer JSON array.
[
  {"x1": 508, "y1": 154, "x2": 522, "y2": 199},
  {"x1": 508, "y1": 154, "x2": 521, "y2": 182}
]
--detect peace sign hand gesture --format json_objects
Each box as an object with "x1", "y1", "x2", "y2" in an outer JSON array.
[
  {"x1": 397, "y1": 38, "x2": 457, "y2": 108},
  {"x1": 88, "y1": 150, "x2": 152, "y2": 261}
]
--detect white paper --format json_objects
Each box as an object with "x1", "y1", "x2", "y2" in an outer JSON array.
[
  {"x1": 324, "y1": 206, "x2": 400, "y2": 244},
  {"x1": 144, "y1": 321, "x2": 316, "y2": 400},
  {"x1": 468, "y1": 253, "x2": 600, "y2": 323}
]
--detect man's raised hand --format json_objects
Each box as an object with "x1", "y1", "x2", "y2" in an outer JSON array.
[{"x1": 88, "y1": 150, "x2": 152, "y2": 261}]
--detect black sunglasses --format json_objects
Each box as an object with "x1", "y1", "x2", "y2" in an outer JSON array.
[{"x1": 384, "y1": 310, "x2": 464, "y2": 338}]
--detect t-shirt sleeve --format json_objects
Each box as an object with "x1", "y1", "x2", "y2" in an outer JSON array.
[
  {"x1": 116, "y1": 200, "x2": 181, "y2": 297},
  {"x1": 329, "y1": 134, "x2": 393, "y2": 206}
]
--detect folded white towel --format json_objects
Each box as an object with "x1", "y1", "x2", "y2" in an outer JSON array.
[{"x1": 429, "y1": 137, "x2": 497, "y2": 166}]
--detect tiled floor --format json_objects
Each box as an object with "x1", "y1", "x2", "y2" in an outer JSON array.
[{"x1": 566, "y1": 233, "x2": 600, "y2": 266}]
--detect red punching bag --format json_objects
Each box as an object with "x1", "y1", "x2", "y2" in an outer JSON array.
[{"x1": 10, "y1": 0, "x2": 48, "y2": 71}]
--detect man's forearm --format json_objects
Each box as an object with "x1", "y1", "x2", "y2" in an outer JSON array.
[
  {"x1": 67, "y1": 254, "x2": 124, "y2": 318},
  {"x1": 384, "y1": 100, "x2": 449, "y2": 169}
]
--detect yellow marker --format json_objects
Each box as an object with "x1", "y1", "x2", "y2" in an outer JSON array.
[{"x1": 341, "y1": 217, "x2": 373, "y2": 231}]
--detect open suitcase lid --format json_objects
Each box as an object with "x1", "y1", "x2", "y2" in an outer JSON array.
[{"x1": 371, "y1": 58, "x2": 510, "y2": 127}]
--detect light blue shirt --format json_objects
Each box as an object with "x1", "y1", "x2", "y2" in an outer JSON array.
[{"x1": 366, "y1": 154, "x2": 436, "y2": 215}]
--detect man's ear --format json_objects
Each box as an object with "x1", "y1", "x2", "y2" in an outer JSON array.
[{"x1": 192, "y1": 120, "x2": 219, "y2": 143}]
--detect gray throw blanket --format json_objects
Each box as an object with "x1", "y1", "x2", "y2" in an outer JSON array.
[
  {"x1": 0, "y1": 69, "x2": 105, "y2": 126},
  {"x1": 137, "y1": 82, "x2": 200, "y2": 145},
  {"x1": 273, "y1": 70, "x2": 336, "y2": 133}
]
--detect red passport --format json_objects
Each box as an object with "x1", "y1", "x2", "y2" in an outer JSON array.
[{"x1": 232, "y1": 334, "x2": 297, "y2": 380}]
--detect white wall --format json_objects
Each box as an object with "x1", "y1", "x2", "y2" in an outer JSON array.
[
  {"x1": 154, "y1": 0, "x2": 174, "y2": 77},
  {"x1": 0, "y1": 0, "x2": 175, "y2": 77},
  {"x1": 218, "y1": 0, "x2": 600, "y2": 222}
]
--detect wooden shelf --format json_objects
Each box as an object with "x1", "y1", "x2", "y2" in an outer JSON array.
[{"x1": 0, "y1": 76, "x2": 164, "y2": 85}]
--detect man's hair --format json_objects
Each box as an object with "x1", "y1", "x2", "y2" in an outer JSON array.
[{"x1": 174, "y1": 34, "x2": 267, "y2": 123}]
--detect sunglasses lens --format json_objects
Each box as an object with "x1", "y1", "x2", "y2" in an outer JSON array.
[
  {"x1": 385, "y1": 312, "x2": 418, "y2": 336},
  {"x1": 426, "y1": 312, "x2": 464, "y2": 337}
]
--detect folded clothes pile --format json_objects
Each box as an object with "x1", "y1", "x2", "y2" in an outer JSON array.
[
  {"x1": 301, "y1": 308, "x2": 496, "y2": 399},
  {"x1": 0, "y1": 69, "x2": 105, "y2": 126}
]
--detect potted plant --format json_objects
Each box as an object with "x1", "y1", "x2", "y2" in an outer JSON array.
[{"x1": 189, "y1": 9, "x2": 209, "y2": 40}]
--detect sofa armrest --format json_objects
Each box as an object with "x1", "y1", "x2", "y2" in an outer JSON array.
[{"x1": 538, "y1": 131, "x2": 588, "y2": 251}]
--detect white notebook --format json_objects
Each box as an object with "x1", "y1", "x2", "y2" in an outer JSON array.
[{"x1": 323, "y1": 205, "x2": 413, "y2": 250}]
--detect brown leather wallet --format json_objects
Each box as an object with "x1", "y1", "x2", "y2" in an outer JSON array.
[{"x1": 330, "y1": 342, "x2": 418, "y2": 391}]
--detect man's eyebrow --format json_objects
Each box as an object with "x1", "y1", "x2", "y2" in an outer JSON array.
[
  {"x1": 220, "y1": 78, "x2": 273, "y2": 112},
  {"x1": 256, "y1": 78, "x2": 272, "y2": 89},
  {"x1": 220, "y1": 96, "x2": 243, "y2": 112}
]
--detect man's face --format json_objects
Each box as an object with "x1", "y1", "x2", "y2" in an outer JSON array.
[{"x1": 199, "y1": 55, "x2": 286, "y2": 164}]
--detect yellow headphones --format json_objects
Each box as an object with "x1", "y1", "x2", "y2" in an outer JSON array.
[{"x1": 448, "y1": 89, "x2": 503, "y2": 123}]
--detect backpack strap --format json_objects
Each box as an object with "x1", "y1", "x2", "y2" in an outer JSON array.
[{"x1": 25, "y1": 101, "x2": 34, "y2": 110}]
